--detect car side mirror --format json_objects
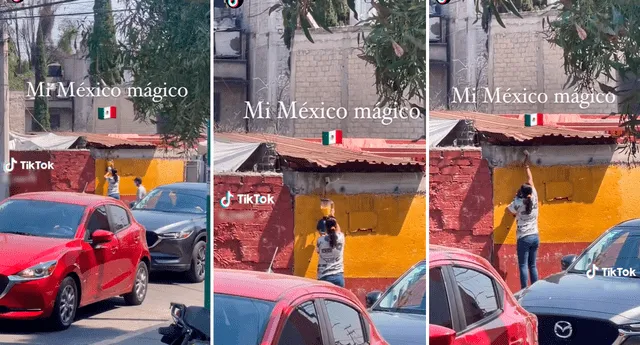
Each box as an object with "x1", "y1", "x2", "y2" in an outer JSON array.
[
  {"x1": 561, "y1": 254, "x2": 577, "y2": 270},
  {"x1": 365, "y1": 291, "x2": 382, "y2": 308},
  {"x1": 91, "y1": 229, "x2": 114, "y2": 244},
  {"x1": 429, "y1": 324, "x2": 455, "y2": 345}
]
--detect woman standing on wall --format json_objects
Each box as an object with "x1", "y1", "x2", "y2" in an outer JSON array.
[
  {"x1": 316, "y1": 199, "x2": 346, "y2": 287},
  {"x1": 508, "y1": 151, "x2": 540, "y2": 289},
  {"x1": 104, "y1": 166, "x2": 121, "y2": 199}
]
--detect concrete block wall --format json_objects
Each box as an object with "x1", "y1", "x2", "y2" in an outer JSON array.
[
  {"x1": 487, "y1": 13, "x2": 617, "y2": 114},
  {"x1": 10, "y1": 91, "x2": 26, "y2": 133},
  {"x1": 290, "y1": 27, "x2": 424, "y2": 139},
  {"x1": 429, "y1": 148, "x2": 493, "y2": 259},
  {"x1": 213, "y1": 174, "x2": 295, "y2": 274}
]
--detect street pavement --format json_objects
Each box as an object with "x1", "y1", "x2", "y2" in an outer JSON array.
[{"x1": 0, "y1": 273, "x2": 205, "y2": 345}]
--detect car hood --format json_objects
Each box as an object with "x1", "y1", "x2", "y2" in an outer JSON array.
[
  {"x1": 368, "y1": 311, "x2": 426, "y2": 345},
  {"x1": 519, "y1": 272, "x2": 640, "y2": 324},
  {"x1": 131, "y1": 210, "x2": 201, "y2": 232},
  {"x1": 0, "y1": 233, "x2": 71, "y2": 275}
]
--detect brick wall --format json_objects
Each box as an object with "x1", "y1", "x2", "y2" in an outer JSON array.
[
  {"x1": 290, "y1": 27, "x2": 424, "y2": 139},
  {"x1": 213, "y1": 174, "x2": 294, "y2": 273},
  {"x1": 429, "y1": 149, "x2": 493, "y2": 259},
  {"x1": 10, "y1": 91, "x2": 26, "y2": 133},
  {"x1": 10, "y1": 150, "x2": 96, "y2": 195},
  {"x1": 487, "y1": 13, "x2": 617, "y2": 114}
]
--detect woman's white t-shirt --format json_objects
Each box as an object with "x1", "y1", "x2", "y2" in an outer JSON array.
[
  {"x1": 316, "y1": 232, "x2": 345, "y2": 279},
  {"x1": 508, "y1": 188, "x2": 539, "y2": 239}
]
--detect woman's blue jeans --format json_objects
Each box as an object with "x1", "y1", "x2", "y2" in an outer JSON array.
[
  {"x1": 319, "y1": 273, "x2": 345, "y2": 287},
  {"x1": 517, "y1": 234, "x2": 540, "y2": 289},
  {"x1": 109, "y1": 193, "x2": 120, "y2": 200}
]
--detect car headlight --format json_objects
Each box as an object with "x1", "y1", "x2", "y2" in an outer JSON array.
[
  {"x1": 158, "y1": 229, "x2": 194, "y2": 240},
  {"x1": 12, "y1": 260, "x2": 57, "y2": 280}
]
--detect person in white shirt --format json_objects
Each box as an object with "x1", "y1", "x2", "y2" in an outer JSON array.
[
  {"x1": 105, "y1": 167, "x2": 120, "y2": 199},
  {"x1": 134, "y1": 177, "x2": 147, "y2": 202}
]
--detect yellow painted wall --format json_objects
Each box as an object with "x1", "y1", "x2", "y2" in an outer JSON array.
[
  {"x1": 294, "y1": 194, "x2": 426, "y2": 279},
  {"x1": 95, "y1": 159, "x2": 185, "y2": 196},
  {"x1": 493, "y1": 165, "x2": 640, "y2": 245}
]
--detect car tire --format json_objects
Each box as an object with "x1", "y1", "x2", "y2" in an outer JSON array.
[
  {"x1": 48, "y1": 276, "x2": 78, "y2": 331},
  {"x1": 185, "y1": 240, "x2": 206, "y2": 283},
  {"x1": 123, "y1": 262, "x2": 149, "y2": 306}
]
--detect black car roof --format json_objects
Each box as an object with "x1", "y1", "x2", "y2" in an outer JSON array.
[
  {"x1": 156, "y1": 182, "x2": 209, "y2": 192},
  {"x1": 615, "y1": 219, "x2": 640, "y2": 228}
]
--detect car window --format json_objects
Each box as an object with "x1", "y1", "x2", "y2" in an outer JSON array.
[
  {"x1": 373, "y1": 261, "x2": 426, "y2": 314},
  {"x1": 429, "y1": 267, "x2": 453, "y2": 329},
  {"x1": 452, "y1": 266, "x2": 499, "y2": 328},
  {"x1": 277, "y1": 300, "x2": 323, "y2": 345},
  {"x1": 324, "y1": 300, "x2": 367, "y2": 345},
  {"x1": 132, "y1": 189, "x2": 206, "y2": 214},
  {"x1": 108, "y1": 205, "x2": 130, "y2": 232},
  {"x1": 572, "y1": 228, "x2": 640, "y2": 276},
  {"x1": 86, "y1": 206, "x2": 111, "y2": 236},
  {"x1": 214, "y1": 294, "x2": 274, "y2": 345},
  {"x1": 0, "y1": 199, "x2": 85, "y2": 239}
]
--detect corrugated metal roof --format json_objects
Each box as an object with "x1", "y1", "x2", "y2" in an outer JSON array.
[
  {"x1": 214, "y1": 132, "x2": 424, "y2": 171},
  {"x1": 430, "y1": 111, "x2": 615, "y2": 145},
  {"x1": 301, "y1": 138, "x2": 426, "y2": 162},
  {"x1": 55, "y1": 132, "x2": 156, "y2": 148}
]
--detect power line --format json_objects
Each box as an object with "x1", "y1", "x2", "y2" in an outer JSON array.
[
  {"x1": 0, "y1": 0, "x2": 84, "y2": 15},
  {"x1": 9, "y1": 9, "x2": 131, "y2": 20}
]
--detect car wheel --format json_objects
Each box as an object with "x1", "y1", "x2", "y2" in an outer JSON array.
[
  {"x1": 185, "y1": 240, "x2": 206, "y2": 283},
  {"x1": 124, "y1": 262, "x2": 149, "y2": 306},
  {"x1": 48, "y1": 276, "x2": 78, "y2": 330}
]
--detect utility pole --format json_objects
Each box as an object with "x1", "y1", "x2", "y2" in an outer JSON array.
[{"x1": 0, "y1": 20, "x2": 9, "y2": 200}]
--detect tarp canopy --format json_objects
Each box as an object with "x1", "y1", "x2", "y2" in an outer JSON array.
[
  {"x1": 9, "y1": 132, "x2": 79, "y2": 150},
  {"x1": 213, "y1": 139, "x2": 260, "y2": 173},
  {"x1": 429, "y1": 118, "x2": 460, "y2": 147}
]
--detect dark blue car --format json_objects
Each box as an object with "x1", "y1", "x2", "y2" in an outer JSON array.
[{"x1": 366, "y1": 261, "x2": 426, "y2": 345}]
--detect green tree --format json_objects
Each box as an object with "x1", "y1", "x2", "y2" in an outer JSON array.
[
  {"x1": 9, "y1": 40, "x2": 33, "y2": 91},
  {"x1": 474, "y1": 0, "x2": 640, "y2": 152},
  {"x1": 87, "y1": 0, "x2": 121, "y2": 87},
  {"x1": 278, "y1": 0, "x2": 426, "y2": 109},
  {"x1": 33, "y1": 25, "x2": 50, "y2": 131},
  {"x1": 119, "y1": 0, "x2": 209, "y2": 147}
]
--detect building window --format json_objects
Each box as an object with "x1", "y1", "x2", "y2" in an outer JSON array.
[
  {"x1": 214, "y1": 93, "x2": 221, "y2": 123},
  {"x1": 50, "y1": 113, "x2": 60, "y2": 130}
]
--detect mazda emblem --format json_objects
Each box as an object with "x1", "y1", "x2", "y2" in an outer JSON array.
[{"x1": 554, "y1": 321, "x2": 573, "y2": 339}]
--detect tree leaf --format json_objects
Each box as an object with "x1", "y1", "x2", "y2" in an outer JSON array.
[
  {"x1": 503, "y1": 0, "x2": 522, "y2": 18},
  {"x1": 392, "y1": 40, "x2": 404, "y2": 57},
  {"x1": 300, "y1": 14, "x2": 315, "y2": 43},
  {"x1": 347, "y1": 0, "x2": 358, "y2": 20},
  {"x1": 490, "y1": 2, "x2": 506, "y2": 28},
  {"x1": 575, "y1": 24, "x2": 587, "y2": 40},
  {"x1": 598, "y1": 82, "x2": 616, "y2": 94},
  {"x1": 268, "y1": 4, "x2": 282, "y2": 15}
]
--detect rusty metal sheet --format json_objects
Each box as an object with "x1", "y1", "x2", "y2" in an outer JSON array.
[
  {"x1": 214, "y1": 132, "x2": 424, "y2": 170},
  {"x1": 430, "y1": 111, "x2": 614, "y2": 145}
]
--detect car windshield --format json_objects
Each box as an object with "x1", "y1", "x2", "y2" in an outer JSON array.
[
  {"x1": 132, "y1": 188, "x2": 206, "y2": 214},
  {"x1": 569, "y1": 227, "x2": 640, "y2": 278},
  {"x1": 372, "y1": 262, "x2": 426, "y2": 314},
  {"x1": 0, "y1": 199, "x2": 85, "y2": 239},
  {"x1": 213, "y1": 294, "x2": 274, "y2": 345}
]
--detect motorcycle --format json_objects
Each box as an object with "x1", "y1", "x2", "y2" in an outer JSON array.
[{"x1": 159, "y1": 303, "x2": 210, "y2": 345}]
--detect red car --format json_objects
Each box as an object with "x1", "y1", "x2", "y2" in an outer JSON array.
[
  {"x1": 0, "y1": 192, "x2": 151, "y2": 330},
  {"x1": 429, "y1": 245, "x2": 538, "y2": 345},
  {"x1": 214, "y1": 269, "x2": 390, "y2": 345}
]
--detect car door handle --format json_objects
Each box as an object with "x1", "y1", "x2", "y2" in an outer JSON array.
[{"x1": 111, "y1": 247, "x2": 118, "y2": 254}]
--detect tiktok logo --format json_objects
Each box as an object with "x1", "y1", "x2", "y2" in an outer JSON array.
[
  {"x1": 586, "y1": 264, "x2": 598, "y2": 279},
  {"x1": 3, "y1": 158, "x2": 17, "y2": 173},
  {"x1": 219, "y1": 191, "x2": 233, "y2": 208}
]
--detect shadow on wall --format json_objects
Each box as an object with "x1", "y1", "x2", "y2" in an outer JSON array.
[
  {"x1": 94, "y1": 158, "x2": 185, "y2": 197},
  {"x1": 492, "y1": 164, "x2": 610, "y2": 290},
  {"x1": 294, "y1": 178, "x2": 426, "y2": 285},
  {"x1": 213, "y1": 175, "x2": 295, "y2": 274}
]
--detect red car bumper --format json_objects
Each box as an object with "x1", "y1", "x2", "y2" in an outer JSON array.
[{"x1": 0, "y1": 275, "x2": 61, "y2": 320}]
